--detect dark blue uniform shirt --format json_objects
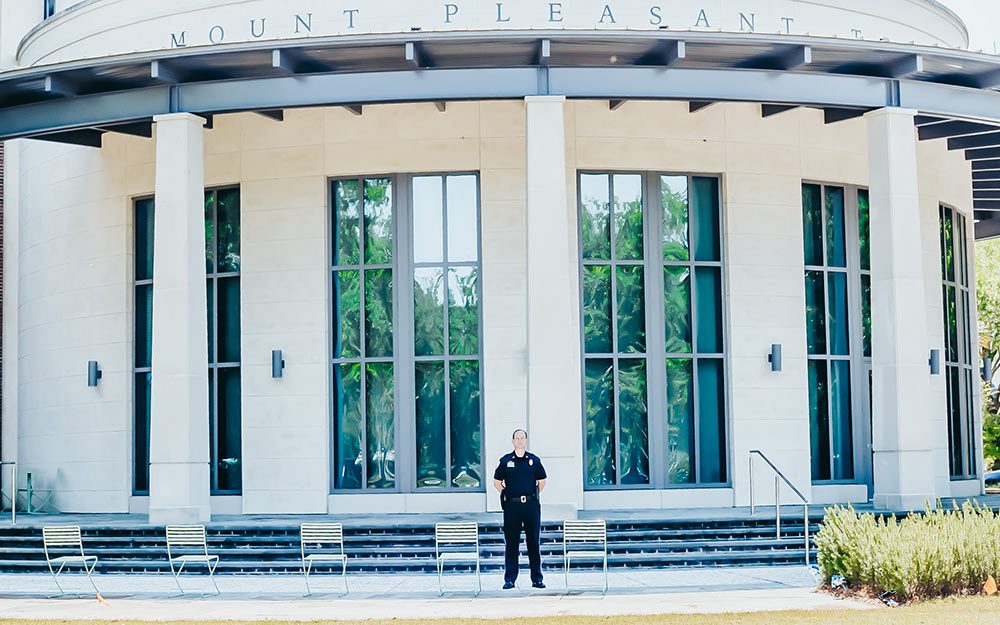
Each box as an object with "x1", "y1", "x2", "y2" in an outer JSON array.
[{"x1": 494, "y1": 451, "x2": 547, "y2": 498}]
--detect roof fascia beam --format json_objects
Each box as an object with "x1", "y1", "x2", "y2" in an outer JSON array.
[
  {"x1": 949, "y1": 131, "x2": 1000, "y2": 151},
  {"x1": 99, "y1": 121, "x2": 153, "y2": 138},
  {"x1": 741, "y1": 45, "x2": 812, "y2": 71},
  {"x1": 406, "y1": 42, "x2": 434, "y2": 69},
  {"x1": 967, "y1": 147, "x2": 1000, "y2": 160},
  {"x1": 972, "y1": 159, "x2": 1000, "y2": 171},
  {"x1": 253, "y1": 109, "x2": 284, "y2": 122},
  {"x1": 887, "y1": 54, "x2": 924, "y2": 78},
  {"x1": 43, "y1": 74, "x2": 76, "y2": 97},
  {"x1": 973, "y1": 68, "x2": 1000, "y2": 89},
  {"x1": 823, "y1": 107, "x2": 866, "y2": 124},
  {"x1": 761, "y1": 104, "x2": 798, "y2": 118},
  {"x1": 33, "y1": 128, "x2": 103, "y2": 147},
  {"x1": 272, "y1": 49, "x2": 332, "y2": 75},
  {"x1": 918, "y1": 120, "x2": 1000, "y2": 141},
  {"x1": 150, "y1": 60, "x2": 179, "y2": 83},
  {"x1": 536, "y1": 39, "x2": 551, "y2": 66},
  {"x1": 636, "y1": 40, "x2": 685, "y2": 66}
]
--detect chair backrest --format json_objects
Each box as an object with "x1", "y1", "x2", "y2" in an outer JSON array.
[
  {"x1": 166, "y1": 524, "x2": 208, "y2": 549},
  {"x1": 435, "y1": 522, "x2": 479, "y2": 549},
  {"x1": 563, "y1": 519, "x2": 607, "y2": 545},
  {"x1": 42, "y1": 526, "x2": 84, "y2": 554},
  {"x1": 42, "y1": 525, "x2": 83, "y2": 560},
  {"x1": 300, "y1": 522, "x2": 344, "y2": 548}
]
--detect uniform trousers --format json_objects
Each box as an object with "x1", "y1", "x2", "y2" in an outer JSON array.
[{"x1": 502, "y1": 497, "x2": 543, "y2": 584}]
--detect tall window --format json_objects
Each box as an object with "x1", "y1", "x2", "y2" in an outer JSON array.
[
  {"x1": 332, "y1": 178, "x2": 396, "y2": 490},
  {"x1": 206, "y1": 188, "x2": 242, "y2": 494},
  {"x1": 412, "y1": 175, "x2": 483, "y2": 489},
  {"x1": 43, "y1": 0, "x2": 56, "y2": 20},
  {"x1": 331, "y1": 174, "x2": 483, "y2": 493},
  {"x1": 132, "y1": 188, "x2": 242, "y2": 494},
  {"x1": 133, "y1": 198, "x2": 154, "y2": 494},
  {"x1": 940, "y1": 206, "x2": 976, "y2": 479},
  {"x1": 579, "y1": 172, "x2": 727, "y2": 489},
  {"x1": 803, "y1": 184, "x2": 875, "y2": 483},
  {"x1": 858, "y1": 190, "x2": 872, "y2": 359}
]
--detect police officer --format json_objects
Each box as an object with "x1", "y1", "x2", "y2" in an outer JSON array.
[{"x1": 493, "y1": 428, "x2": 547, "y2": 589}]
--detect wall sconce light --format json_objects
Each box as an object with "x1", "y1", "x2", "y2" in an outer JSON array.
[
  {"x1": 767, "y1": 344, "x2": 782, "y2": 373},
  {"x1": 272, "y1": 350, "x2": 285, "y2": 379},
  {"x1": 929, "y1": 349, "x2": 941, "y2": 375},
  {"x1": 87, "y1": 361, "x2": 102, "y2": 387},
  {"x1": 982, "y1": 356, "x2": 993, "y2": 383}
]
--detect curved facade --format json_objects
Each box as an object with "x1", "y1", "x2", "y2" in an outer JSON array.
[
  {"x1": 0, "y1": 1, "x2": 995, "y2": 521},
  {"x1": 16, "y1": 0, "x2": 969, "y2": 66}
]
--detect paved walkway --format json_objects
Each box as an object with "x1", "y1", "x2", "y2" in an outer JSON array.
[{"x1": 0, "y1": 567, "x2": 872, "y2": 620}]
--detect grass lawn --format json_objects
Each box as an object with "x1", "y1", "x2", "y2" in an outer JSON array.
[{"x1": 2, "y1": 597, "x2": 1000, "y2": 625}]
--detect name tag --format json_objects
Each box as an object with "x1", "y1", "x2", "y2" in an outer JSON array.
[{"x1": 507, "y1": 461, "x2": 515, "y2": 468}]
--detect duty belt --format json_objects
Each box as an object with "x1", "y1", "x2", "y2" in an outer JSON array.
[{"x1": 509, "y1": 493, "x2": 536, "y2": 503}]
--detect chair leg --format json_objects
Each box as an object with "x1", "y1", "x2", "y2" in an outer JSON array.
[
  {"x1": 340, "y1": 560, "x2": 349, "y2": 597},
  {"x1": 475, "y1": 559, "x2": 481, "y2": 597},
  {"x1": 602, "y1": 556, "x2": 608, "y2": 595},
  {"x1": 84, "y1": 559, "x2": 100, "y2": 597},
  {"x1": 437, "y1": 558, "x2": 444, "y2": 596},
  {"x1": 302, "y1": 559, "x2": 312, "y2": 597},
  {"x1": 47, "y1": 561, "x2": 65, "y2": 598},
  {"x1": 564, "y1": 556, "x2": 569, "y2": 592},
  {"x1": 169, "y1": 560, "x2": 186, "y2": 598},
  {"x1": 206, "y1": 560, "x2": 221, "y2": 596}
]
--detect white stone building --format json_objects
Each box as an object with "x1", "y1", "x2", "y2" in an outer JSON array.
[{"x1": 0, "y1": 0, "x2": 996, "y2": 523}]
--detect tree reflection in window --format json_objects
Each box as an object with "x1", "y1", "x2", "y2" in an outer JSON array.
[
  {"x1": 580, "y1": 173, "x2": 726, "y2": 489},
  {"x1": 412, "y1": 175, "x2": 482, "y2": 490}
]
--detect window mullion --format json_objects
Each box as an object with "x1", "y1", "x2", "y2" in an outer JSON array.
[
  {"x1": 646, "y1": 172, "x2": 666, "y2": 490},
  {"x1": 359, "y1": 178, "x2": 369, "y2": 491},
  {"x1": 442, "y1": 175, "x2": 453, "y2": 489},
  {"x1": 393, "y1": 173, "x2": 409, "y2": 494},
  {"x1": 688, "y1": 175, "x2": 702, "y2": 484},
  {"x1": 609, "y1": 175, "x2": 622, "y2": 486}
]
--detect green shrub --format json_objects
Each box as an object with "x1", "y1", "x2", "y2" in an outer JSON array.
[{"x1": 815, "y1": 502, "x2": 1000, "y2": 601}]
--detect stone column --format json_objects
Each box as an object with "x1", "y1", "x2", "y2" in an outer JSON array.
[
  {"x1": 148, "y1": 113, "x2": 211, "y2": 524},
  {"x1": 525, "y1": 96, "x2": 584, "y2": 519},
  {"x1": 2, "y1": 140, "x2": 21, "y2": 504},
  {"x1": 866, "y1": 107, "x2": 936, "y2": 510}
]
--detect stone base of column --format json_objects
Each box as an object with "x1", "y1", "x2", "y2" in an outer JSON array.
[
  {"x1": 873, "y1": 493, "x2": 937, "y2": 512},
  {"x1": 149, "y1": 463, "x2": 211, "y2": 525},
  {"x1": 872, "y1": 449, "x2": 935, "y2": 512},
  {"x1": 541, "y1": 503, "x2": 579, "y2": 522}
]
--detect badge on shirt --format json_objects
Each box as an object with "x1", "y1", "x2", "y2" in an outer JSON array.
[
  {"x1": 529, "y1": 459, "x2": 534, "y2": 466},
  {"x1": 507, "y1": 461, "x2": 515, "y2": 468}
]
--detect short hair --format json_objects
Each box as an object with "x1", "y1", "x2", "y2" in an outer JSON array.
[{"x1": 511, "y1": 428, "x2": 528, "y2": 439}]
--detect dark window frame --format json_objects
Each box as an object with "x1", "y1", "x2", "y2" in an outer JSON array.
[
  {"x1": 329, "y1": 172, "x2": 486, "y2": 495},
  {"x1": 577, "y1": 170, "x2": 730, "y2": 492},
  {"x1": 940, "y1": 204, "x2": 977, "y2": 481}
]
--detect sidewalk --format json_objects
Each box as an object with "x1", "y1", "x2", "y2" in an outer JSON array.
[{"x1": 0, "y1": 566, "x2": 871, "y2": 621}]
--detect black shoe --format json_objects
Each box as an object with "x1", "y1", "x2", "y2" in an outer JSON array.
[
  {"x1": 532, "y1": 582, "x2": 546, "y2": 589},
  {"x1": 503, "y1": 582, "x2": 515, "y2": 590}
]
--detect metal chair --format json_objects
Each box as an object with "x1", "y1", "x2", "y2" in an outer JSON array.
[
  {"x1": 165, "y1": 524, "x2": 220, "y2": 597},
  {"x1": 434, "y1": 521, "x2": 481, "y2": 596},
  {"x1": 563, "y1": 519, "x2": 608, "y2": 593},
  {"x1": 42, "y1": 525, "x2": 99, "y2": 598},
  {"x1": 300, "y1": 522, "x2": 348, "y2": 596}
]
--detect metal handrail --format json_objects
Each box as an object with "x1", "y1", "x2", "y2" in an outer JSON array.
[
  {"x1": 748, "y1": 450, "x2": 809, "y2": 566},
  {"x1": 0, "y1": 461, "x2": 16, "y2": 525}
]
